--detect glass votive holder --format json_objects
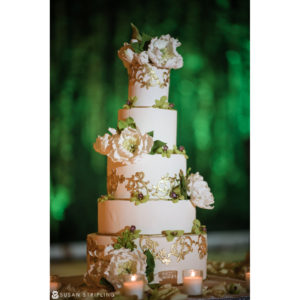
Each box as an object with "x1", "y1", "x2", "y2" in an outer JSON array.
[
  {"x1": 122, "y1": 274, "x2": 144, "y2": 300},
  {"x1": 182, "y1": 269, "x2": 203, "y2": 296}
]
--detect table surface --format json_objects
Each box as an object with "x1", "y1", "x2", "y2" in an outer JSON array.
[{"x1": 51, "y1": 274, "x2": 250, "y2": 300}]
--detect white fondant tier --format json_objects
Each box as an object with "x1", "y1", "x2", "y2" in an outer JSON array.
[
  {"x1": 118, "y1": 108, "x2": 177, "y2": 148},
  {"x1": 128, "y1": 65, "x2": 170, "y2": 107},
  {"x1": 98, "y1": 200, "x2": 195, "y2": 234},
  {"x1": 86, "y1": 233, "x2": 207, "y2": 285},
  {"x1": 107, "y1": 154, "x2": 186, "y2": 199}
]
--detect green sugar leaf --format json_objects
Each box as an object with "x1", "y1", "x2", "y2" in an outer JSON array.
[
  {"x1": 147, "y1": 131, "x2": 154, "y2": 137},
  {"x1": 130, "y1": 23, "x2": 142, "y2": 41},
  {"x1": 144, "y1": 249, "x2": 155, "y2": 283},
  {"x1": 150, "y1": 140, "x2": 167, "y2": 154}
]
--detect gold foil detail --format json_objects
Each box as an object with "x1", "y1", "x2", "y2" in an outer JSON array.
[
  {"x1": 139, "y1": 234, "x2": 207, "y2": 265},
  {"x1": 108, "y1": 171, "x2": 180, "y2": 199},
  {"x1": 107, "y1": 169, "x2": 125, "y2": 195},
  {"x1": 129, "y1": 64, "x2": 170, "y2": 89},
  {"x1": 197, "y1": 234, "x2": 207, "y2": 259}
]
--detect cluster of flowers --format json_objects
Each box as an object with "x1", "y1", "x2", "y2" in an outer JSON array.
[{"x1": 118, "y1": 33, "x2": 183, "y2": 70}]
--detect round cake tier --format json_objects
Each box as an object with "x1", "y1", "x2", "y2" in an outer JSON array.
[
  {"x1": 118, "y1": 108, "x2": 177, "y2": 148},
  {"x1": 98, "y1": 200, "x2": 195, "y2": 234},
  {"x1": 86, "y1": 232, "x2": 207, "y2": 285},
  {"x1": 107, "y1": 154, "x2": 186, "y2": 199},
  {"x1": 128, "y1": 65, "x2": 170, "y2": 107}
]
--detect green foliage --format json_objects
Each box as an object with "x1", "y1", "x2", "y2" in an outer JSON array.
[
  {"x1": 144, "y1": 249, "x2": 155, "y2": 283},
  {"x1": 162, "y1": 230, "x2": 184, "y2": 242},
  {"x1": 152, "y1": 96, "x2": 174, "y2": 110},
  {"x1": 123, "y1": 96, "x2": 138, "y2": 109},
  {"x1": 130, "y1": 24, "x2": 152, "y2": 53},
  {"x1": 130, "y1": 191, "x2": 150, "y2": 205},
  {"x1": 99, "y1": 277, "x2": 115, "y2": 292},
  {"x1": 191, "y1": 219, "x2": 206, "y2": 235},
  {"x1": 113, "y1": 228, "x2": 141, "y2": 251},
  {"x1": 117, "y1": 117, "x2": 136, "y2": 132},
  {"x1": 147, "y1": 131, "x2": 154, "y2": 137},
  {"x1": 149, "y1": 140, "x2": 167, "y2": 154},
  {"x1": 97, "y1": 194, "x2": 114, "y2": 203}
]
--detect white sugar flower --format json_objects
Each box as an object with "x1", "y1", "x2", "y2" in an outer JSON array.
[
  {"x1": 108, "y1": 127, "x2": 153, "y2": 164},
  {"x1": 118, "y1": 43, "x2": 135, "y2": 68},
  {"x1": 93, "y1": 133, "x2": 112, "y2": 155},
  {"x1": 134, "y1": 51, "x2": 149, "y2": 65},
  {"x1": 103, "y1": 245, "x2": 147, "y2": 290},
  {"x1": 147, "y1": 34, "x2": 183, "y2": 69},
  {"x1": 187, "y1": 172, "x2": 214, "y2": 209}
]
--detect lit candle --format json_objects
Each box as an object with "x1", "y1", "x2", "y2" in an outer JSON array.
[
  {"x1": 123, "y1": 274, "x2": 144, "y2": 300},
  {"x1": 183, "y1": 269, "x2": 203, "y2": 296}
]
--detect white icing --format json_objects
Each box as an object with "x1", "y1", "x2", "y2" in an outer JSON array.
[
  {"x1": 128, "y1": 65, "x2": 170, "y2": 107},
  {"x1": 86, "y1": 233, "x2": 207, "y2": 284},
  {"x1": 118, "y1": 108, "x2": 177, "y2": 148},
  {"x1": 107, "y1": 154, "x2": 186, "y2": 199},
  {"x1": 98, "y1": 200, "x2": 195, "y2": 234}
]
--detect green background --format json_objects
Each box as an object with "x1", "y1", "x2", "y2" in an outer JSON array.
[{"x1": 50, "y1": 0, "x2": 249, "y2": 243}]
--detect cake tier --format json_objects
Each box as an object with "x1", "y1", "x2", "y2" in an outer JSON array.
[
  {"x1": 86, "y1": 232, "x2": 207, "y2": 285},
  {"x1": 128, "y1": 65, "x2": 170, "y2": 107},
  {"x1": 118, "y1": 108, "x2": 177, "y2": 148},
  {"x1": 98, "y1": 200, "x2": 195, "y2": 234},
  {"x1": 107, "y1": 154, "x2": 186, "y2": 199}
]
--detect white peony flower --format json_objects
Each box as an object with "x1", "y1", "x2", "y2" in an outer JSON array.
[
  {"x1": 147, "y1": 34, "x2": 183, "y2": 69},
  {"x1": 108, "y1": 127, "x2": 153, "y2": 164},
  {"x1": 103, "y1": 245, "x2": 147, "y2": 290},
  {"x1": 187, "y1": 172, "x2": 214, "y2": 209}
]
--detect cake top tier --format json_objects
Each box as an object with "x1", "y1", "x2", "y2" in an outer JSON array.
[{"x1": 118, "y1": 24, "x2": 183, "y2": 107}]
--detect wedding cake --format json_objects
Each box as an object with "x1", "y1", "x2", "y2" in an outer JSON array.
[{"x1": 84, "y1": 24, "x2": 214, "y2": 290}]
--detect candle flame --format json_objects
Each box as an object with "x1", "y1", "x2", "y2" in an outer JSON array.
[
  {"x1": 191, "y1": 270, "x2": 195, "y2": 277},
  {"x1": 130, "y1": 275, "x2": 137, "y2": 282}
]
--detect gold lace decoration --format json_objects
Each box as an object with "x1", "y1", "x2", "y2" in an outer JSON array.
[
  {"x1": 129, "y1": 64, "x2": 170, "y2": 89},
  {"x1": 139, "y1": 234, "x2": 207, "y2": 265},
  {"x1": 107, "y1": 171, "x2": 180, "y2": 199},
  {"x1": 107, "y1": 169, "x2": 125, "y2": 195},
  {"x1": 197, "y1": 234, "x2": 207, "y2": 259}
]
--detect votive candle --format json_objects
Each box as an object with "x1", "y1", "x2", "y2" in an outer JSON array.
[
  {"x1": 245, "y1": 272, "x2": 250, "y2": 286},
  {"x1": 183, "y1": 269, "x2": 203, "y2": 296},
  {"x1": 123, "y1": 274, "x2": 144, "y2": 300}
]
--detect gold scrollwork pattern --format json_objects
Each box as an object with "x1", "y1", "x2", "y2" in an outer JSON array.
[
  {"x1": 197, "y1": 234, "x2": 207, "y2": 259},
  {"x1": 129, "y1": 64, "x2": 170, "y2": 89},
  {"x1": 107, "y1": 169, "x2": 125, "y2": 195},
  {"x1": 107, "y1": 171, "x2": 180, "y2": 199},
  {"x1": 139, "y1": 234, "x2": 207, "y2": 265}
]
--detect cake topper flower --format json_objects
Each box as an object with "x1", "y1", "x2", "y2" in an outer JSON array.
[
  {"x1": 187, "y1": 172, "x2": 214, "y2": 209},
  {"x1": 93, "y1": 117, "x2": 153, "y2": 164},
  {"x1": 147, "y1": 34, "x2": 183, "y2": 69},
  {"x1": 118, "y1": 23, "x2": 183, "y2": 70}
]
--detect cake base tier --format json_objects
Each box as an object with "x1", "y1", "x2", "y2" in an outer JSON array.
[
  {"x1": 86, "y1": 232, "x2": 207, "y2": 285},
  {"x1": 98, "y1": 200, "x2": 195, "y2": 234}
]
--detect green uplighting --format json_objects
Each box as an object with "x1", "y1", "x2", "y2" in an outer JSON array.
[{"x1": 50, "y1": 0, "x2": 250, "y2": 242}]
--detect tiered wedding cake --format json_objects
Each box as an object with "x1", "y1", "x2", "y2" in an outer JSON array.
[{"x1": 84, "y1": 25, "x2": 214, "y2": 290}]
